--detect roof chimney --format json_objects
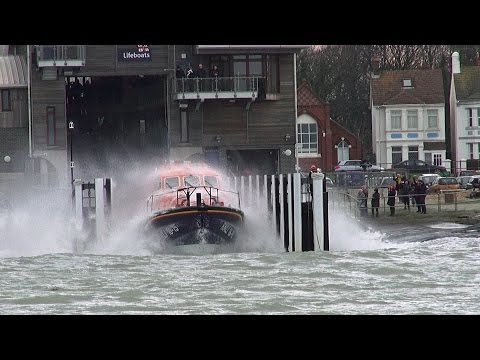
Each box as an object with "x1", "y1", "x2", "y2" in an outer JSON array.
[{"x1": 452, "y1": 51, "x2": 461, "y2": 74}]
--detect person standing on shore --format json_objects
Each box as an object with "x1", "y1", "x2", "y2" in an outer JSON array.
[
  {"x1": 387, "y1": 184, "x2": 396, "y2": 216},
  {"x1": 371, "y1": 187, "x2": 380, "y2": 217}
]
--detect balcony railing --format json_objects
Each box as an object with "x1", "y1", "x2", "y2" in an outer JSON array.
[
  {"x1": 36, "y1": 45, "x2": 86, "y2": 67},
  {"x1": 174, "y1": 76, "x2": 264, "y2": 101}
]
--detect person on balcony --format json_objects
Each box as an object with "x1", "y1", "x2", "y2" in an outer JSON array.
[
  {"x1": 210, "y1": 65, "x2": 221, "y2": 91},
  {"x1": 176, "y1": 65, "x2": 185, "y2": 79},
  {"x1": 194, "y1": 63, "x2": 207, "y2": 91},
  {"x1": 185, "y1": 65, "x2": 194, "y2": 92}
]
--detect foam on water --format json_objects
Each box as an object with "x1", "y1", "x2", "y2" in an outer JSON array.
[{"x1": 0, "y1": 158, "x2": 470, "y2": 257}]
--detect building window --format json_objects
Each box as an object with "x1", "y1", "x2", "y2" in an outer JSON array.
[
  {"x1": 477, "y1": 109, "x2": 480, "y2": 127},
  {"x1": 407, "y1": 110, "x2": 418, "y2": 129},
  {"x1": 180, "y1": 109, "x2": 189, "y2": 143},
  {"x1": 403, "y1": 79, "x2": 412, "y2": 88},
  {"x1": 427, "y1": 109, "x2": 438, "y2": 129},
  {"x1": 232, "y1": 55, "x2": 263, "y2": 92},
  {"x1": 425, "y1": 152, "x2": 432, "y2": 165},
  {"x1": 468, "y1": 143, "x2": 474, "y2": 160},
  {"x1": 468, "y1": 108, "x2": 473, "y2": 127},
  {"x1": 392, "y1": 146, "x2": 402, "y2": 165},
  {"x1": 297, "y1": 123, "x2": 318, "y2": 154},
  {"x1": 209, "y1": 55, "x2": 230, "y2": 78},
  {"x1": 408, "y1": 146, "x2": 419, "y2": 160},
  {"x1": 1, "y1": 89, "x2": 11, "y2": 111},
  {"x1": 265, "y1": 55, "x2": 279, "y2": 94},
  {"x1": 391, "y1": 110, "x2": 401, "y2": 130},
  {"x1": 46, "y1": 106, "x2": 56, "y2": 146},
  {"x1": 336, "y1": 139, "x2": 350, "y2": 162},
  {"x1": 433, "y1": 153, "x2": 442, "y2": 166}
]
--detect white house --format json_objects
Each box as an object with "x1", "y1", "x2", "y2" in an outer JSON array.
[
  {"x1": 449, "y1": 51, "x2": 480, "y2": 174},
  {"x1": 370, "y1": 69, "x2": 446, "y2": 170}
]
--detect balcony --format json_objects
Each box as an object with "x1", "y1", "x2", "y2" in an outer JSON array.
[
  {"x1": 36, "y1": 45, "x2": 86, "y2": 67},
  {"x1": 174, "y1": 76, "x2": 263, "y2": 101}
]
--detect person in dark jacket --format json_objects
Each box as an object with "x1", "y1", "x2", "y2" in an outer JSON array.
[
  {"x1": 387, "y1": 184, "x2": 396, "y2": 216},
  {"x1": 176, "y1": 65, "x2": 185, "y2": 79},
  {"x1": 195, "y1": 63, "x2": 207, "y2": 91},
  {"x1": 417, "y1": 180, "x2": 428, "y2": 214},
  {"x1": 371, "y1": 187, "x2": 380, "y2": 217}
]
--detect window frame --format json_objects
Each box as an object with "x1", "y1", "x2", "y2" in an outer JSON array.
[
  {"x1": 427, "y1": 109, "x2": 439, "y2": 129},
  {"x1": 180, "y1": 108, "x2": 189, "y2": 143},
  {"x1": 297, "y1": 122, "x2": 318, "y2": 155},
  {"x1": 391, "y1": 110, "x2": 402, "y2": 130},
  {"x1": 407, "y1": 109, "x2": 418, "y2": 129},
  {"x1": 1, "y1": 89, "x2": 12, "y2": 112},
  {"x1": 391, "y1": 145, "x2": 402, "y2": 165},
  {"x1": 46, "y1": 106, "x2": 56, "y2": 146}
]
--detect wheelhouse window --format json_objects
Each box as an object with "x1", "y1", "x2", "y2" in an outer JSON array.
[
  {"x1": 1, "y1": 90, "x2": 11, "y2": 112},
  {"x1": 46, "y1": 106, "x2": 56, "y2": 145},
  {"x1": 391, "y1": 110, "x2": 401, "y2": 130},
  {"x1": 164, "y1": 177, "x2": 180, "y2": 190},
  {"x1": 184, "y1": 175, "x2": 201, "y2": 187},
  {"x1": 204, "y1": 176, "x2": 218, "y2": 188}
]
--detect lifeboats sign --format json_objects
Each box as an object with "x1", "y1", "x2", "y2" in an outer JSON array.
[{"x1": 118, "y1": 45, "x2": 152, "y2": 62}]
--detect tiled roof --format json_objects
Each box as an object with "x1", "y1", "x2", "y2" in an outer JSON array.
[
  {"x1": 297, "y1": 80, "x2": 326, "y2": 106},
  {"x1": 0, "y1": 55, "x2": 27, "y2": 89},
  {"x1": 371, "y1": 69, "x2": 444, "y2": 106},
  {"x1": 453, "y1": 66, "x2": 480, "y2": 101}
]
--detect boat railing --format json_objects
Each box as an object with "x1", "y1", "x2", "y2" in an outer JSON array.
[{"x1": 147, "y1": 186, "x2": 241, "y2": 213}]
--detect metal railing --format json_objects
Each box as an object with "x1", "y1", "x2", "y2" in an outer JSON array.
[
  {"x1": 147, "y1": 186, "x2": 241, "y2": 213},
  {"x1": 175, "y1": 76, "x2": 262, "y2": 96},
  {"x1": 329, "y1": 188, "x2": 480, "y2": 218}
]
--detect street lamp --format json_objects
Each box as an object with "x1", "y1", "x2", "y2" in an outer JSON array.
[{"x1": 69, "y1": 121, "x2": 74, "y2": 186}]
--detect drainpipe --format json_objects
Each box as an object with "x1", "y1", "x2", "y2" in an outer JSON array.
[
  {"x1": 27, "y1": 44, "x2": 33, "y2": 158},
  {"x1": 293, "y1": 52, "x2": 299, "y2": 172}
]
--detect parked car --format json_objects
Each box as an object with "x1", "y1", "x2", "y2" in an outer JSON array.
[
  {"x1": 391, "y1": 160, "x2": 446, "y2": 174},
  {"x1": 467, "y1": 176, "x2": 480, "y2": 190},
  {"x1": 417, "y1": 174, "x2": 441, "y2": 189},
  {"x1": 428, "y1": 177, "x2": 460, "y2": 193},
  {"x1": 456, "y1": 175, "x2": 474, "y2": 189},
  {"x1": 459, "y1": 170, "x2": 480, "y2": 177},
  {"x1": 378, "y1": 176, "x2": 396, "y2": 188},
  {"x1": 334, "y1": 160, "x2": 384, "y2": 172}
]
